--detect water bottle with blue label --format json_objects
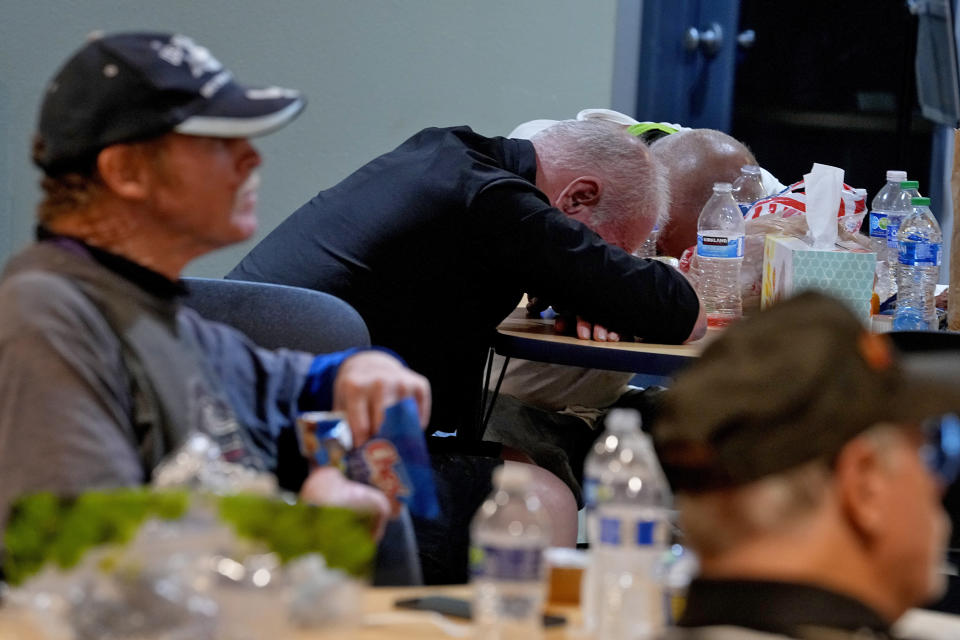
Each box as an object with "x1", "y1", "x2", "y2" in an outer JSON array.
[
  {"x1": 869, "y1": 170, "x2": 906, "y2": 302},
  {"x1": 884, "y1": 180, "x2": 922, "y2": 300},
  {"x1": 471, "y1": 464, "x2": 552, "y2": 640},
  {"x1": 581, "y1": 410, "x2": 638, "y2": 634},
  {"x1": 588, "y1": 409, "x2": 672, "y2": 640},
  {"x1": 869, "y1": 170, "x2": 906, "y2": 251},
  {"x1": 696, "y1": 183, "x2": 745, "y2": 327},
  {"x1": 894, "y1": 197, "x2": 942, "y2": 331}
]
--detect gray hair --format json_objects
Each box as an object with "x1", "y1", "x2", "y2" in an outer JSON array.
[
  {"x1": 677, "y1": 423, "x2": 903, "y2": 558},
  {"x1": 531, "y1": 119, "x2": 668, "y2": 230}
]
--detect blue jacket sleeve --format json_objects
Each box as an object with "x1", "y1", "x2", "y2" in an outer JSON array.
[
  {"x1": 298, "y1": 346, "x2": 408, "y2": 412},
  {"x1": 297, "y1": 348, "x2": 362, "y2": 412}
]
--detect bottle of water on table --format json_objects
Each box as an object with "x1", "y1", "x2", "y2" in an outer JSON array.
[
  {"x1": 697, "y1": 182, "x2": 745, "y2": 327},
  {"x1": 869, "y1": 170, "x2": 906, "y2": 302},
  {"x1": 894, "y1": 197, "x2": 942, "y2": 331},
  {"x1": 471, "y1": 464, "x2": 552, "y2": 640},
  {"x1": 586, "y1": 409, "x2": 672, "y2": 640},
  {"x1": 582, "y1": 409, "x2": 639, "y2": 634},
  {"x1": 885, "y1": 180, "x2": 922, "y2": 299},
  {"x1": 731, "y1": 165, "x2": 765, "y2": 211}
]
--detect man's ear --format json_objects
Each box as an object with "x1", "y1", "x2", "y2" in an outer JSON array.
[
  {"x1": 834, "y1": 435, "x2": 890, "y2": 543},
  {"x1": 555, "y1": 176, "x2": 603, "y2": 217},
  {"x1": 96, "y1": 145, "x2": 151, "y2": 201}
]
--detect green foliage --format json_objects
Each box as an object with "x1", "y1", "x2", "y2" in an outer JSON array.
[
  {"x1": 218, "y1": 495, "x2": 376, "y2": 577},
  {"x1": 2, "y1": 489, "x2": 375, "y2": 586},
  {"x1": 2, "y1": 489, "x2": 189, "y2": 586}
]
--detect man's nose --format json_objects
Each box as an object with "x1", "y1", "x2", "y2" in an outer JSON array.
[{"x1": 234, "y1": 138, "x2": 262, "y2": 173}]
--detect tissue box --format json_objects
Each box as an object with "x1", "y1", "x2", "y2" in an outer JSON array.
[{"x1": 761, "y1": 234, "x2": 875, "y2": 319}]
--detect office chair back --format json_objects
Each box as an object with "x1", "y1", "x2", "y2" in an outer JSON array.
[{"x1": 183, "y1": 277, "x2": 370, "y2": 351}]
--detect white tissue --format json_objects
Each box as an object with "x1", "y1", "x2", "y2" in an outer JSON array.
[{"x1": 803, "y1": 162, "x2": 845, "y2": 250}]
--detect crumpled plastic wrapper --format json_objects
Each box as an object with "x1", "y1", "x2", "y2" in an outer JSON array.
[
  {"x1": 0, "y1": 432, "x2": 364, "y2": 639},
  {"x1": 152, "y1": 432, "x2": 278, "y2": 496}
]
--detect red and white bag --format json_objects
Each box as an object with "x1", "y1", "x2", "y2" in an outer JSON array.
[{"x1": 743, "y1": 180, "x2": 867, "y2": 232}]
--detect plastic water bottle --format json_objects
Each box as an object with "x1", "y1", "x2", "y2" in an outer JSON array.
[
  {"x1": 870, "y1": 171, "x2": 906, "y2": 303},
  {"x1": 885, "y1": 180, "x2": 922, "y2": 298},
  {"x1": 696, "y1": 183, "x2": 745, "y2": 327},
  {"x1": 581, "y1": 412, "x2": 638, "y2": 634},
  {"x1": 471, "y1": 464, "x2": 552, "y2": 640},
  {"x1": 869, "y1": 170, "x2": 907, "y2": 254},
  {"x1": 894, "y1": 197, "x2": 942, "y2": 331},
  {"x1": 584, "y1": 409, "x2": 672, "y2": 640},
  {"x1": 634, "y1": 224, "x2": 660, "y2": 258},
  {"x1": 731, "y1": 165, "x2": 765, "y2": 211}
]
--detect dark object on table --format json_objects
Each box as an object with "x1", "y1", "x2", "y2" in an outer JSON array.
[{"x1": 395, "y1": 595, "x2": 566, "y2": 627}]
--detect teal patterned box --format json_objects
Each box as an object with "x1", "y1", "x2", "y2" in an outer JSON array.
[{"x1": 762, "y1": 235, "x2": 876, "y2": 319}]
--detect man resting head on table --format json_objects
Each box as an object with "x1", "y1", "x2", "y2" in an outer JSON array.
[
  {"x1": 483, "y1": 116, "x2": 760, "y2": 504},
  {"x1": 0, "y1": 31, "x2": 431, "y2": 541},
  {"x1": 655, "y1": 291, "x2": 960, "y2": 639}
]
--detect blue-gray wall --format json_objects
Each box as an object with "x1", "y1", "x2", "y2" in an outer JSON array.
[{"x1": 0, "y1": 1, "x2": 619, "y2": 276}]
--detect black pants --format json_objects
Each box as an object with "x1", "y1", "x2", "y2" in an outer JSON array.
[{"x1": 412, "y1": 453, "x2": 502, "y2": 585}]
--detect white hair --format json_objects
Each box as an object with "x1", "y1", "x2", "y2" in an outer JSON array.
[
  {"x1": 530, "y1": 119, "x2": 668, "y2": 231},
  {"x1": 678, "y1": 423, "x2": 903, "y2": 557}
]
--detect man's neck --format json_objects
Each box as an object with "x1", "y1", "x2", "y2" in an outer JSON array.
[
  {"x1": 46, "y1": 205, "x2": 204, "y2": 281},
  {"x1": 697, "y1": 527, "x2": 906, "y2": 624}
]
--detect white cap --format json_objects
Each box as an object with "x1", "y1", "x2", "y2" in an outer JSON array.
[
  {"x1": 575, "y1": 108, "x2": 640, "y2": 126},
  {"x1": 508, "y1": 119, "x2": 562, "y2": 139},
  {"x1": 493, "y1": 464, "x2": 533, "y2": 488},
  {"x1": 605, "y1": 408, "x2": 642, "y2": 433},
  {"x1": 886, "y1": 170, "x2": 908, "y2": 182}
]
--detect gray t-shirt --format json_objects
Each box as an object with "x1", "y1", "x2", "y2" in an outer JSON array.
[{"x1": 0, "y1": 242, "x2": 316, "y2": 532}]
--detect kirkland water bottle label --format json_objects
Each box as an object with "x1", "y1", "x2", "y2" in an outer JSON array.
[
  {"x1": 869, "y1": 211, "x2": 888, "y2": 238},
  {"x1": 697, "y1": 234, "x2": 744, "y2": 259},
  {"x1": 898, "y1": 242, "x2": 942, "y2": 266},
  {"x1": 599, "y1": 516, "x2": 622, "y2": 545},
  {"x1": 469, "y1": 545, "x2": 543, "y2": 581}
]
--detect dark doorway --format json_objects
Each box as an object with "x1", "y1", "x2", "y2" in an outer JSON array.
[{"x1": 732, "y1": 0, "x2": 933, "y2": 203}]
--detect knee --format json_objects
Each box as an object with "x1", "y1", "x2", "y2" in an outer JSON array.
[{"x1": 504, "y1": 461, "x2": 578, "y2": 547}]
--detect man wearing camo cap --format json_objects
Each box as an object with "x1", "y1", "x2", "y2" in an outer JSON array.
[{"x1": 654, "y1": 291, "x2": 960, "y2": 639}]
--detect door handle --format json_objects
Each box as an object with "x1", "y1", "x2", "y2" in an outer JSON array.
[{"x1": 684, "y1": 22, "x2": 723, "y2": 57}]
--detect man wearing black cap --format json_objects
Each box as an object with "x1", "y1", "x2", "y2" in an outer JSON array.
[
  {"x1": 0, "y1": 32, "x2": 430, "y2": 533},
  {"x1": 654, "y1": 291, "x2": 960, "y2": 639}
]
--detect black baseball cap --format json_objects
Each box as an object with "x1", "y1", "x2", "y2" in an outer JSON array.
[
  {"x1": 654, "y1": 291, "x2": 960, "y2": 493},
  {"x1": 33, "y1": 31, "x2": 306, "y2": 175}
]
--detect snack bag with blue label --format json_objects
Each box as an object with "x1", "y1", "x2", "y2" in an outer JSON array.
[{"x1": 297, "y1": 397, "x2": 439, "y2": 519}]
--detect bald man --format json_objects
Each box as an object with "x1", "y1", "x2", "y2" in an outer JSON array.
[{"x1": 651, "y1": 128, "x2": 761, "y2": 258}]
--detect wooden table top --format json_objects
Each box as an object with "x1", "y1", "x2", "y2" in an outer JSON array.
[
  {"x1": 297, "y1": 585, "x2": 580, "y2": 639},
  {"x1": 0, "y1": 584, "x2": 579, "y2": 640},
  {"x1": 495, "y1": 307, "x2": 717, "y2": 377}
]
